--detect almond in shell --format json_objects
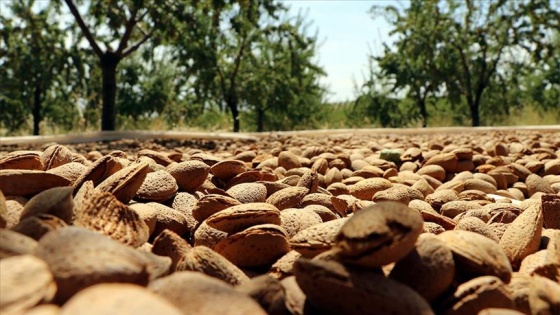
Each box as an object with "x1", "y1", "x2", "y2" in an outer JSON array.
[
  {"x1": 215, "y1": 224, "x2": 290, "y2": 268},
  {"x1": 0, "y1": 255, "x2": 56, "y2": 314},
  {"x1": 96, "y1": 162, "x2": 150, "y2": 204},
  {"x1": 74, "y1": 190, "x2": 149, "y2": 248}
]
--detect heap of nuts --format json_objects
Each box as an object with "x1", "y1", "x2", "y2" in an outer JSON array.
[{"x1": 0, "y1": 129, "x2": 559, "y2": 315}]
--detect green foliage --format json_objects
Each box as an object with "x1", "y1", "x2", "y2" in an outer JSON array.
[
  {"x1": 366, "y1": 0, "x2": 560, "y2": 127},
  {"x1": 2, "y1": 0, "x2": 558, "y2": 135},
  {"x1": 0, "y1": 0, "x2": 79, "y2": 135}
]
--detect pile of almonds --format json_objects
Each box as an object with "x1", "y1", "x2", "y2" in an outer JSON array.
[{"x1": 0, "y1": 129, "x2": 559, "y2": 315}]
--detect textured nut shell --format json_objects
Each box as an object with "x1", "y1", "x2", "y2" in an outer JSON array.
[
  {"x1": 176, "y1": 245, "x2": 249, "y2": 286},
  {"x1": 334, "y1": 202, "x2": 423, "y2": 267},
  {"x1": 96, "y1": 162, "x2": 150, "y2": 204},
  {"x1": 0, "y1": 191, "x2": 7, "y2": 228},
  {"x1": 210, "y1": 160, "x2": 247, "y2": 182},
  {"x1": 192, "y1": 194, "x2": 241, "y2": 222},
  {"x1": 0, "y1": 255, "x2": 56, "y2": 314},
  {"x1": 0, "y1": 170, "x2": 70, "y2": 197},
  {"x1": 11, "y1": 214, "x2": 67, "y2": 241},
  {"x1": 278, "y1": 151, "x2": 302, "y2": 170},
  {"x1": 293, "y1": 258, "x2": 434, "y2": 315},
  {"x1": 148, "y1": 271, "x2": 267, "y2": 315},
  {"x1": 129, "y1": 202, "x2": 158, "y2": 236},
  {"x1": 61, "y1": 283, "x2": 182, "y2": 315},
  {"x1": 0, "y1": 229, "x2": 38, "y2": 259},
  {"x1": 147, "y1": 202, "x2": 189, "y2": 239},
  {"x1": 151, "y1": 229, "x2": 191, "y2": 270},
  {"x1": 527, "y1": 275, "x2": 560, "y2": 315},
  {"x1": 72, "y1": 155, "x2": 121, "y2": 193},
  {"x1": 454, "y1": 217, "x2": 499, "y2": 243},
  {"x1": 0, "y1": 151, "x2": 44, "y2": 171},
  {"x1": 74, "y1": 190, "x2": 149, "y2": 247},
  {"x1": 20, "y1": 187, "x2": 74, "y2": 224},
  {"x1": 280, "y1": 208, "x2": 323, "y2": 238},
  {"x1": 194, "y1": 220, "x2": 228, "y2": 249},
  {"x1": 41, "y1": 145, "x2": 73, "y2": 170},
  {"x1": 348, "y1": 178, "x2": 392, "y2": 200},
  {"x1": 499, "y1": 202, "x2": 543, "y2": 269},
  {"x1": 46, "y1": 162, "x2": 86, "y2": 186},
  {"x1": 268, "y1": 250, "x2": 302, "y2": 280},
  {"x1": 443, "y1": 276, "x2": 514, "y2": 315},
  {"x1": 166, "y1": 160, "x2": 210, "y2": 192},
  {"x1": 266, "y1": 187, "x2": 309, "y2": 210},
  {"x1": 226, "y1": 182, "x2": 267, "y2": 204},
  {"x1": 168, "y1": 192, "x2": 199, "y2": 240},
  {"x1": 205, "y1": 202, "x2": 281, "y2": 234},
  {"x1": 35, "y1": 227, "x2": 151, "y2": 303},
  {"x1": 541, "y1": 194, "x2": 560, "y2": 229},
  {"x1": 424, "y1": 153, "x2": 459, "y2": 173},
  {"x1": 215, "y1": 224, "x2": 290, "y2": 268},
  {"x1": 290, "y1": 218, "x2": 348, "y2": 257},
  {"x1": 389, "y1": 234, "x2": 455, "y2": 303},
  {"x1": 526, "y1": 174, "x2": 555, "y2": 196},
  {"x1": 137, "y1": 149, "x2": 174, "y2": 166},
  {"x1": 438, "y1": 230, "x2": 512, "y2": 283},
  {"x1": 518, "y1": 250, "x2": 560, "y2": 282},
  {"x1": 235, "y1": 275, "x2": 288, "y2": 315},
  {"x1": 135, "y1": 170, "x2": 178, "y2": 202},
  {"x1": 20, "y1": 304, "x2": 61, "y2": 315}
]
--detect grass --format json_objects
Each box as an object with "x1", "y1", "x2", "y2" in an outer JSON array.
[{"x1": 1, "y1": 102, "x2": 558, "y2": 136}]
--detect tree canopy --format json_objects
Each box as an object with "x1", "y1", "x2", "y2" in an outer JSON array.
[{"x1": 1, "y1": 0, "x2": 558, "y2": 135}]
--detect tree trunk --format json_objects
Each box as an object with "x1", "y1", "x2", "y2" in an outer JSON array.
[
  {"x1": 418, "y1": 99, "x2": 428, "y2": 128},
  {"x1": 257, "y1": 108, "x2": 265, "y2": 132},
  {"x1": 229, "y1": 100, "x2": 240, "y2": 132},
  {"x1": 470, "y1": 103, "x2": 480, "y2": 127},
  {"x1": 100, "y1": 52, "x2": 120, "y2": 131},
  {"x1": 32, "y1": 84, "x2": 42, "y2": 135}
]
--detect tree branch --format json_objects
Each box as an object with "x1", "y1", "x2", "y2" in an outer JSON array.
[
  {"x1": 63, "y1": 0, "x2": 103, "y2": 57},
  {"x1": 116, "y1": 6, "x2": 139, "y2": 55},
  {"x1": 122, "y1": 32, "x2": 152, "y2": 58},
  {"x1": 229, "y1": 33, "x2": 249, "y2": 94}
]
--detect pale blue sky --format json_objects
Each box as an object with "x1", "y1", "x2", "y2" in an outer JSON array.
[{"x1": 285, "y1": 0, "x2": 400, "y2": 102}]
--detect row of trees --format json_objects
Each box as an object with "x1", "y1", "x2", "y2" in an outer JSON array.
[
  {"x1": 355, "y1": 0, "x2": 559, "y2": 127},
  {"x1": 1, "y1": 0, "x2": 558, "y2": 134},
  {"x1": 1, "y1": 0, "x2": 325, "y2": 134}
]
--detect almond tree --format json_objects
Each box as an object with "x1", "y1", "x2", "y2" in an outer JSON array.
[
  {"x1": 63, "y1": 0, "x2": 168, "y2": 130},
  {"x1": 0, "y1": 0, "x2": 76, "y2": 135}
]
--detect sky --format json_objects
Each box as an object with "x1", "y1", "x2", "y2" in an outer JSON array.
[{"x1": 284, "y1": 0, "x2": 399, "y2": 103}]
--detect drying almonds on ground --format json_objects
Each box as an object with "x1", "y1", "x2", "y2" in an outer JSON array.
[{"x1": 0, "y1": 129, "x2": 559, "y2": 314}]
